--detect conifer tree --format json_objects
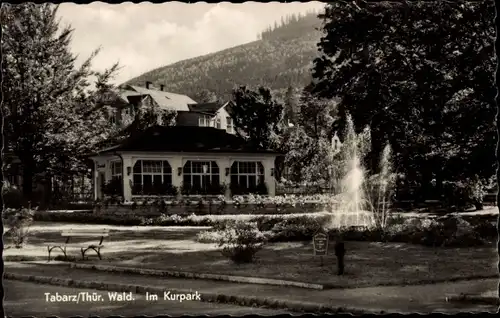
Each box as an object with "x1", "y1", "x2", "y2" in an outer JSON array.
[{"x1": 2, "y1": 3, "x2": 119, "y2": 199}]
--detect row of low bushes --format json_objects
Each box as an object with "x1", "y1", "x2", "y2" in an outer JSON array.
[
  {"x1": 32, "y1": 209, "x2": 330, "y2": 226},
  {"x1": 197, "y1": 214, "x2": 497, "y2": 248},
  {"x1": 98, "y1": 193, "x2": 339, "y2": 207}
]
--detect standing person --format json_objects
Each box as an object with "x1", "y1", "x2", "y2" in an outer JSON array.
[{"x1": 334, "y1": 237, "x2": 345, "y2": 275}]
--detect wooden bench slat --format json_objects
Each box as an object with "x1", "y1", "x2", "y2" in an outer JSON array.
[
  {"x1": 61, "y1": 230, "x2": 109, "y2": 237},
  {"x1": 61, "y1": 233, "x2": 109, "y2": 237},
  {"x1": 62, "y1": 229, "x2": 109, "y2": 232}
]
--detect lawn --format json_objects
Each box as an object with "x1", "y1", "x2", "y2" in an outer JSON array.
[{"x1": 5, "y1": 221, "x2": 497, "y2": 289}]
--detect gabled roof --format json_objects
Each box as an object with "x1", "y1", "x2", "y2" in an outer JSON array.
[
  {"x1": 187, "y1": 101, "x2": 228, "y2": 115},
  {"x1": 98, "y1": 88, "x2": 140, "y2": 106},
  {"x1": 122, "y1": 85, "x2": 197, "y2": 111},
  {"x1": 117, "y1": 89, "x2": 142, "y2": 103},
  {"x1": 95, "y1": 125, "x2": 280, "y2": 155}
]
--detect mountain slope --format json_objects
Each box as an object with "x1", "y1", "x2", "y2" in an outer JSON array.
[{"x1": 125, "y1": 13, "x2": 323, "y2": 102}]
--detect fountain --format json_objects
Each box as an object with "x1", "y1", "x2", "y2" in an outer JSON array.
[{"x1": 324, "y1": 115, "x2": 392, "y2": 229}]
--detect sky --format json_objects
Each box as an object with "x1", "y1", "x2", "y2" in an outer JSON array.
[{"x1": 57, "y1": 1, "x2": 325, "y2": 85}]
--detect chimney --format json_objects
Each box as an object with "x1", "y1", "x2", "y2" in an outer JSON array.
[
  {"x1": 145, "y1": 81, "x2": 152, "y2": 89},
  {"x1": 160, "y1": 84, "x2": 165, "y2": 91}
]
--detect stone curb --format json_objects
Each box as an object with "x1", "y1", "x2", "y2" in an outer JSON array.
[
  {"x1": 22, "y1": 261, "x2": 499, "y2": 291},
  {"x1": 27, "y1": 261, "x2": 325, "y2": 290},
  {"x1": 445, "y1": 294, "x2": 500, "y2": 305},
  {"x1": 4, "y1": 272, "x2": 380, "y2": 314}
]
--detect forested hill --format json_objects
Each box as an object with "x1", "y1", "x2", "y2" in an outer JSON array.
[{"x1": 124, "y1": 11, "x2": 323, "y2": 102}]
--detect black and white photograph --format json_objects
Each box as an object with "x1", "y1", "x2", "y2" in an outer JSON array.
[{"x1": 2, "y1": 1, "x2": 498, "y2": 316}]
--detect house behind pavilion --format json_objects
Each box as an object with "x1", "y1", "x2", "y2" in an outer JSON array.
[
  {"x1": 90, "y1": 82, "x2": 280, "y2": 200},
  {"x1": 101, "y1": 81, "x2": 235, "y2": 134}
]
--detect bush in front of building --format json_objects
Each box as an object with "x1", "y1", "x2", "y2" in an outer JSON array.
[
  {"x1": 131, "y1": 183, "x2": 179, "y2": 196},
  {"x1": 102, "y1": 178, "x2": 123, "y2": 197},
  {"x1": 180, "y1": 182, "x2": 227, "y2": 196},
  {"x1": 230, "y1": 182, "x2": 268, "y2": 196}
]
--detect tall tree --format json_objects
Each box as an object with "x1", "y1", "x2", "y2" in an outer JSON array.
[
  {"x1": 2, "y1": 3, "x2": 119, "y2": 199},
  {"x1": 117, "y1": 95, "x2": 177, "y2": 140},
  {"x1": 310, "y1": 1, "x2": 496, "y2": 191},
  {"x1": 193, "y1": 89, "x2": 220, "y2": 104},
  {"x1": 230, "y1": 86, "x2": 284, "y2": 150},
  {"x1": 297, "y1": 90, "x2": 339, "y2": 141},
  {"x1": 282, "y1": 90, "x2": 340, "y2": 185}
]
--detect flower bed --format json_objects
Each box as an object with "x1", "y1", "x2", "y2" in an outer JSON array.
[
  {"x1": 90, "y1": 194, "x2": 341, "y2": 217},
  {"x1": 33, "y1": 209, "x2": 332, "y2": 227}
]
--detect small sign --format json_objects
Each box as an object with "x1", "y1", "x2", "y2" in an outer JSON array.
[
  {"x1": 97, "y1": 164, "x2": 106, "y2": 169},
  {"x1": 313, "y1": 231, "x2": 328, "y2": 256}
]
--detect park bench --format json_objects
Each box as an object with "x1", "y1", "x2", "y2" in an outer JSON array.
[{"x1": 47, "y1": 229, "x2": 110, "y2": 262}]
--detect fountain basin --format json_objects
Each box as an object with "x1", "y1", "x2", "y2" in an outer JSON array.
[{"x1": 324, "y1": 210, "x2": 375, "y2": 228}]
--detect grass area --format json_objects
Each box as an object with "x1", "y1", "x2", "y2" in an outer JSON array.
[{"x1": 4, "y1": 221, "x2": 497, "y2": 288}]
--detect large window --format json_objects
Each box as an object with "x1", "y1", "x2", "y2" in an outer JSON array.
[
  {"x1": 182, "y1": 160, "x2": 220, "y2": 194},
  {"x1": 198, "y1": 115, "x2": 211, "y2": 127},
  {"x1": 226, "y1": 117, "x2": 234, "y2": 134},
  {"x1": 110, "y1": 161, "x2": 122, "y2": 180},
  {"x1": 230, "y1": 161, "x2": 266, "y2": 194},
  {"x1": 103, "y1": 161, "x2": 123, "y2": 196},
  {"x1": 132, "y1": 160, "x2": 173, "y2": 195}
]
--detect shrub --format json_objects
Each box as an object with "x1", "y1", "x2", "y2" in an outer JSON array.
[
  {"x1": 270, "y1": 215, "x2": 329, "y2": 242},
  {"x1": 217, "y1": 221, "x2": 267, "y2": 264},
  {"x1": 385, "y1": 213, "x2": 406, "y2": 227},
  {"x1": 389, "y1": 215, "x2": 487, "y2": 247},
  {"x1": 2, "y1": 185, "x2": 25, "y2": 209},
  {"x1": 181, "y1": 182, "x2": 226, "y2": 196},
  {"x1": 442, "y1": 178, "x2": 486, "y2": 211},
  {"x1": 196, "y1": 229, "x2": 227, "y2": 243},
  {"x1": 473, "y1": 221, "x2": 497, "y2": 240},
  {"x1": 439, "y1": 216, "x2": 485, "y2": 247},
  {"x1": 335, "y1": 226, "x2": 388, "y2": 242},
  {"x1": 145, "y1": 213, "x2": 215, "y2": 227},
  {"x1": 132, "y1": 183, "x2": 179, "y2": 196},
  {"x1": 4, "y1": 207, "x2": 35, "y2": 248},
  {"x1": 253, "y1": 216, "x2": 282, "y2": 231},
  {"x1": 102, "y1": 178, "x2": 123, "y2": 197},
  {"x1": 230, "y1": 182, "x2": 268, "y2": 196}
]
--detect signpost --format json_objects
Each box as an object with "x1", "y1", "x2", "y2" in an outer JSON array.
[{"x1": 313, "y1": 230, "x2": 329, "y2": 266}]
